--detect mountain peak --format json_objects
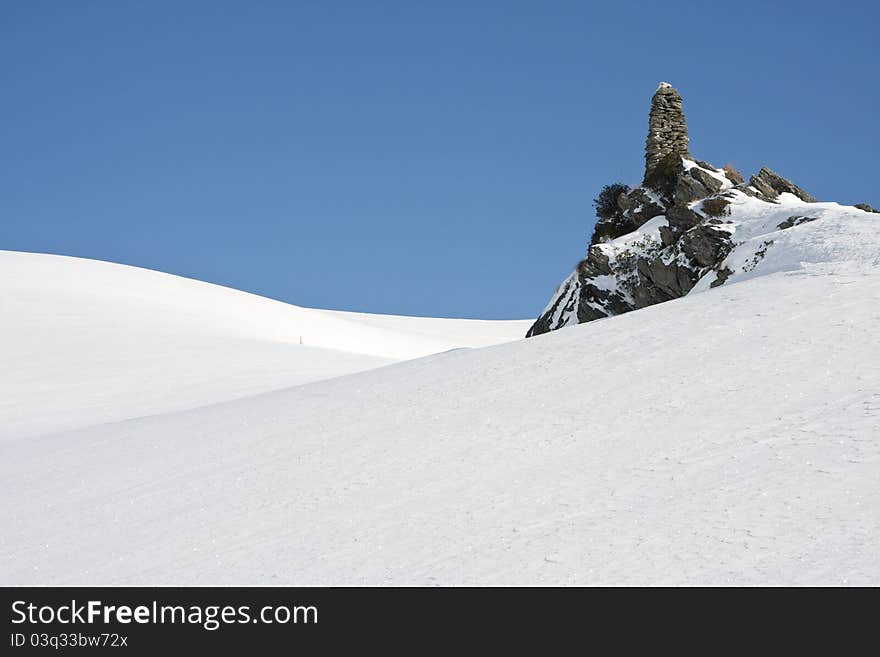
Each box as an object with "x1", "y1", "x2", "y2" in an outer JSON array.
[{"x1": 526, "y1": 84, "x2": 874, "y2": 338}]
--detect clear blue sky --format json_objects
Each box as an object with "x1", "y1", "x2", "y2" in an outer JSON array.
[{"x1": 3, "y1": 1, "x2": 877, "y2": 318}]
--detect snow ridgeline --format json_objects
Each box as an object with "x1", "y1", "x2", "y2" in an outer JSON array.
[{"x1": 0, "y1": 250, "x2": 531, "y2": 441}]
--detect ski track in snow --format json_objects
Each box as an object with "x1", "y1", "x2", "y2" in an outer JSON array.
[{"x1": 2, "y1": 262, "x2": 878, "y2": 585}]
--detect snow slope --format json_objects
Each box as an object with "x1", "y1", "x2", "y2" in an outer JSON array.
[
  {"x1": 0, "y1": 251, "x2": 530, "y2": 440},
  {"x1": 695, "y1": 192, "x2": 879, "y2": 290},
  {"x1": 3, "y1": 258, "x2": 878, "y2": 584}
]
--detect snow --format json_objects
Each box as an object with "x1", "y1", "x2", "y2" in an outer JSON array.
[
  {"x1": 601, "y1": 214, "x2": 668, "y2": 250},
  {"x1": 2, "y1": 196, "x2": 879, "y2": 585},
  {"x1": 691, "y1": 191, "x2": 880, "y2": 293},
  {"x1": 0, "y1": 251, "x2": 530, "y2": 440}
]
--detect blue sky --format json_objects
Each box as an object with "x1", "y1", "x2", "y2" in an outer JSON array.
[{"x1": 3, "y1": 1, "x2": 877, "y2": 318}]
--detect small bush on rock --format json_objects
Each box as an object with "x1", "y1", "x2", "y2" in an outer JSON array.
[
  {"x1": 643, "y1": 153, "x2": 682, "y2": 199},
  {"x1": 702, "y1": 197, "x2": 731, "y2": 217},
  {"x1": 723, "y1": 163, "x2": 744, "y2": 185},
  {"x1": 593, "y1": 183, "x2": 631, "y2": 219}
]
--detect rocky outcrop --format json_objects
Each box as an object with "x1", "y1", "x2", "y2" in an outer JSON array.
[
  {"x1": 590, "y1": 187, "x2": 665, "y2": 245},
  {"x1": 526, "y1": 83, "x2": 826, "y2": 339},
  {"x1": 855, "y1": 203, "x2": 878, "y2": 213},
  {"x1": 747, "y1": 167, "x2": 816, "y2": 203}
]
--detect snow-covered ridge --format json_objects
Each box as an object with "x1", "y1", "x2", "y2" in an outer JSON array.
[
  {"x1": 694, "y1": 192, "x2": 879, "y2": 290},
  {"x1": 0, "y1": 250, "x2": 530, "y2": 440},
  {"x1": 528, "y1": 81, "x2": 878, "y2": 337},
  {"x1": 528, "y1": 158, "x2": 878, "y2": 335}
]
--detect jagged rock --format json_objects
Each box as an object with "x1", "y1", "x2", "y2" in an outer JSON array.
[
  {"x1": 710, "y1": 267, "x2": 733, "y2": 288},
  {"x1": 637, "y1": 257, "x2": 697, "y2": 299},
  {"x1": 631, "y1": 275, "x2": 674, "y2": 308},
  {"x1": 658, "y1": 225, "x2": 677, "y2": 247},
  {"x1": 673, "y1": 172, "x2": 712, "y2": 206},
  {"x1": 591, "y1": 187, "x2": 665, "y2": 245},
  {"x1": 666, "y1": 205, "x2": 702, "y2": 232},
  {"x1": 668, "y1": 163, "x2": 725, "y2": 207},
  {"x1": 777, "y1": 215, "x2": 818, "y2": 230},
  {"x1": 748, "y1": 167, "x2": 816, "y2": 203},
  {"x1": 644, "y1": 83, "x2": 691, "y2": 185},
  {"x1": 855, "y1": 203, "x2": 878, "y2": 213},
  {"x1": 581, "y1": 246, "x2": 613, "y2": 276},
  {"x1": 525, "y1": 273, "x2": 578, "y2": 338},
  {"x1": 617, "y1": 188, "x2": 665, "y2": 227},
  {"x1": 680, "y1": 225, "x2": 734, "y2": 268},
  {"x1": 688, "y1": 168, "x2": 724, "y2": 195}
]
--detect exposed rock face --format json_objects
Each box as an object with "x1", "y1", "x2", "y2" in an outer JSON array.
[
  {"x1": 590, "y1": 187, "x2": 664, "y2": 245},
  {"x1": 644, "y1": 83, "x2": 691, "y2": 185},
  {"x1": 855, "y1": 203, "x2": 878, "y2": 213},
  {"x1": 747, "y1": 167, "x2": 816, "y2": 203},
  {"x1": 526, "y1": 83, "x2": 830, "y2": 339}
]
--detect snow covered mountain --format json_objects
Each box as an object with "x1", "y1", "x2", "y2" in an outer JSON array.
[
  {"x1": 2, "y1": 83, "x2": 878, "y2": 585},
  {"x1": 0, "y1": 251, "x2": 530, "y2": 440}
]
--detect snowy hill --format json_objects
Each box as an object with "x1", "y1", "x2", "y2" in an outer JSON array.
[
  {"x1": 3, "y1": 257, "x2": 878, "y2": 585},
  {"x1": 0, "y1": 251, "x2": 530, "y2": 440}
]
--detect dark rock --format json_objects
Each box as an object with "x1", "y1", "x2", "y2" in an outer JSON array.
[
  {"x1": 617, "y1": 188, "x2": 666, "y2": 227},
  {"x1": 673, "y1": 172, "x2": 712, "y2": 206},
  {"x1": 637, "y1": 257, "x2": 698, "y2": 299},
  {"x1": 580, "y1": 246, "x2": 612, "y2": 276},
  {"x1": 777, "y1": 215, "x2": 818, "y2": 230},
  {"x1": 580, "y1": 282, "x2": 632, "y2": 317},
  {"x1": 680, "y1": 225, "x2": 734, "y2": 268},
  {"x1": 591, "y1": 186, "x2": 667, "y2": 245},
  {"x1": 576, "y1": 303, "x2": 609, "y2": 323},
  {"x1": 525, "y1": 274, "x2": 579, "y2": 338},
  {"x1": 632, "y1": 272, "x2": 676, "y2": 307},
  {"x1": 748, "y1": 167, "x2": 816, "y2": 203},
  {"x1": 658, "y1": 225, "x2": 677, "y2": 247},
  {"x1": 855, "y1": 203, "x2": 878, "y2": 213},
  {"x1": 710, "y1": 267, "x2": 733, "y2": 288},
  {"x1": 688, "y1": 167, "x2": 724, "y2": 195},
  {"x1": 590, "y1": 214, "x2": 638, "y2": 245},
  {"x1": 666, "y1": 205, "x2": 702, "y2": 232}
]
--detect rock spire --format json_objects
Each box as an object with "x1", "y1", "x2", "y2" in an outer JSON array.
[{"x1": 644, "y1": 82, "x2": 690, "y2": 184}]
